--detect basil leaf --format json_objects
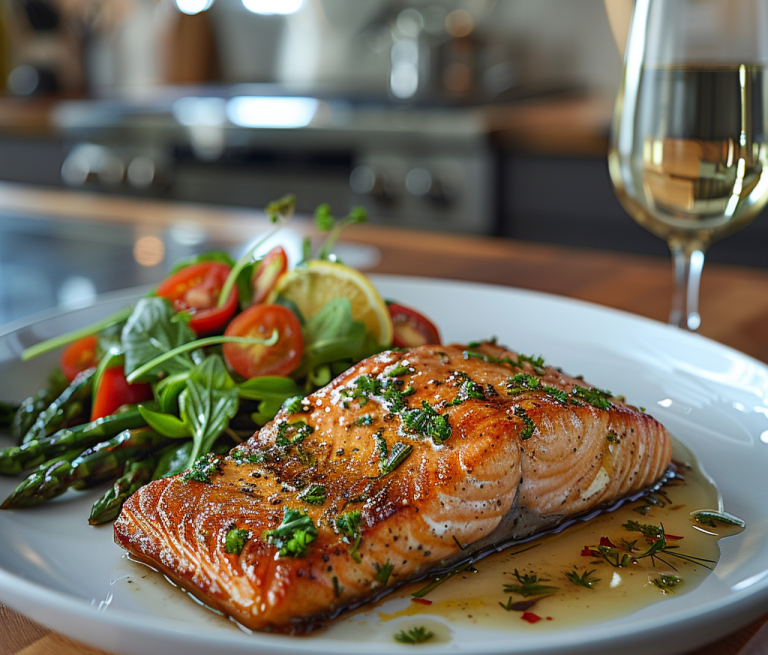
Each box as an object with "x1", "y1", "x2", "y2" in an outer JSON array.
[
  {"x1": 238, "y1": 376, "x2": 304, "y2": 426},
  {"x1": 152, "y1": 441, "x2": 194, "y2": 479},
  {"x1": 181, "y1": 355, "x2": 239, "y2": 467},
  {"x1": 293, "y1": 298, "x2": 367, "y2": 378},
  {"x1": 139, "y1": 406, "x2": 191, "y2": 439},
  {"x1": 121, "y1": 298, "x2": 197, "y2": 379}
]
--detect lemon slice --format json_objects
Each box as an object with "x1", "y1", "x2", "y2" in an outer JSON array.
[{"x1": 268, "y1": 260, "x2": 393, "y2": 346}]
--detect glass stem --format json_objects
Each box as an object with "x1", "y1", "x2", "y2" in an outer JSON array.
[{"x1": 669, "y1": 242, "x2": 706, "y2": 331}]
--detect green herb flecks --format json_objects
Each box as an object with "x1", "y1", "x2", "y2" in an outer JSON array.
[
  {"x1": 448, "y1": 375, "x2": 486, "y2": 406},
  {"x1": 505, "y1": 373, "x2": 540, "y2": 395},
  {"x1": 503, "y1": 569, "x2": 558, "y2": 597},
  {"x1": 182, "y1": 453, "x2": 224, "y2": 484},
  {"x1": 401, "y1": 401, "x2": 452, "y2": 444},
  {"x1": 297, "y1": 484, "x2": 326, "y2": 505},
  {"x1": 653, "y1": 573, "x2": 683, "y2": 593},
  {"x1": 514, "y1": 406, "x2": 536, "y2": 440},
  {"x1": 388, "y1": 364, "x2": 415, "y2": 377},
  {"x1": 606, "y1": 430, "x2": 620, "y2": 443},
  {"x1": 542, "y1": 385, "x2": 568, "y2": 404},
  {"x1": 572, "y1": 385, "x2": 613, "y2": 411},
  {"x1": 263, "y1": 507, "x2": 318, "y2": 558},
  {"x1": 380, "y1": 441, "x2": 413, "y2": 476},
  {"x1": 565, "y1": 568, "x2": 599, "y2": 589},
  {"x1": 691, "y1": 510, "x2": 746, "y2": 529},
  {"x1": 355, "y1": 414, "x2": 375, "y2": 427},
  {"x1": 275, "y1": 420, "x2": 315, "y2": 446},
  {"x1": 394, "y1": 626, "x2": 434, "y2": 645},
  {"x1": 374, "y1": 561, "x2": 394, "y2": 585},
  {"x1": 336, "y1": 510, "x2": 363, "y2": 563},
  {"x1": 623, "y1": 519, "x2": 665, "y2": 540},
  {"x1": 225, "y1": 526, "x2": 250, "y2": 555},
  {"x1": 283, "y1": 396, "x2": 307, "y2": 414}
]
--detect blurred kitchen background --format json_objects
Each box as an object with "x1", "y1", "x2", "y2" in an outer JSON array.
[{"x1": 0, "y1": 0, "x2": 765, "y2": 268}]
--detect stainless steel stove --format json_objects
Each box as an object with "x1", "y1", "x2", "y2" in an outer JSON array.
[{"x1": 53, "y1": 89, "x2": 497, "y2": 235}]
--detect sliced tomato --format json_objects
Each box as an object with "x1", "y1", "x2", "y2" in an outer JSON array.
[
  {"x1": 251, "y1": 245, "x2": 288, "y2": 305},
  {"x1": 61, "y1": 335, "x2": 100, "y2": 382},
  {"x1": 156, "y1": 261, "x2": 238, "y2": 334},
  {"x1": 91, "y1": 367, "x2": 153, "y2": 421},
  {"x1": 223, "y1": 304, "x2": 303, "y2": 379},
  {"x1": 388, "y1": 303, "x2": 441, "y2": 348}
]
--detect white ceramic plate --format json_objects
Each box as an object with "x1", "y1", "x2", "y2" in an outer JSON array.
[{"x1": 1, "y1": 276, "x2": 767, "y2": 655}]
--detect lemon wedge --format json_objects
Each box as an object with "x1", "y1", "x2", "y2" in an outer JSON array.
[{"x1": 268, "y1": 260, "x2": 393, "y2": 346}]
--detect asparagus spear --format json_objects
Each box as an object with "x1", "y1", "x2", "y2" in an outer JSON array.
[
  {"x1": 1, "y1": 427, "x2": 170, "y2": 509},
  {"x1": 89, "y1": 455, "x2": 159, "y2": 525},
  {"x1": 22, "y1": 368, "x2": 95, "y2": 444},
  {"x1": 10, "y1": 370, "x2": 69, "y2": 443},
  {"x1": 0, "y1": 407, "x2": 148, "y2": 475}
]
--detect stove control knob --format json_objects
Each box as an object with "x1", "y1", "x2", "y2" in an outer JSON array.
[
  {"x1": 405, "y1": 167, "x2": 454, "y2": 206},
  {"x1": 350, "y1": 165, "x2": 396, "y2": 205}
]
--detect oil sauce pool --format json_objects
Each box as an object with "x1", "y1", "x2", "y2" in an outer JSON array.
[{"x1": 328, "y1": 437, "x2": 744, "y2": 638}]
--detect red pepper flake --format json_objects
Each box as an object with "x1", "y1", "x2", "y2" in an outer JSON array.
[
  {"x1": 521, "y1": 611, "x2": 542, "y2": 624},
  {"x1": 546, "y1": 616, "x2": 553, "y2": 621},
  {"x1": 581, "y1": 546, "x2": 599, "y2": 557},
  {"x1": 412, "y1": 598, "x2": 433, "y2": 605},
  {"x1": 599, "y1": 536, "x2": 617, "y2": 548}
]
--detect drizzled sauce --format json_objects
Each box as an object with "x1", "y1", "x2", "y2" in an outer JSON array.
[{"x1": 327, "y1": 437, "x2": 744, "y2": 639}]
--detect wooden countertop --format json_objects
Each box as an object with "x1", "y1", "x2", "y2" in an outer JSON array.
[{"x1": 0, "y1": 184, "x2": 766, "y2": 655}]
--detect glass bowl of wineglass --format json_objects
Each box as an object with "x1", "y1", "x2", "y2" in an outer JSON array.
[{"x1": 608, "y1": 0, "x2": 768, "y2": 330}]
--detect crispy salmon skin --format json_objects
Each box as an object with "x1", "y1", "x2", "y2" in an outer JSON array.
[{"x1": 114, "y1": 342, "x2": 672, "y2": 633}]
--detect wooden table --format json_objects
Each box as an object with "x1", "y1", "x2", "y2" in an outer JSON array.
[{"x1": 0, "y1": 185, "x2": 766, "y2": 655}]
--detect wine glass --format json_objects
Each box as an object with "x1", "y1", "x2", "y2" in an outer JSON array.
[{"x1": 608, "y1": 0, "x2": 768, "y2": 330}]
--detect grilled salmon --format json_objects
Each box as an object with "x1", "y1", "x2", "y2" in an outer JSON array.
[{"x1": 114, "y1": 342, "x2": 672, "y2": 633}]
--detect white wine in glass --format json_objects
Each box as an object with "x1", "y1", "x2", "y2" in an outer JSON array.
[{"x1": 609, "y1": 0, "x2": 768, "y2": 330}]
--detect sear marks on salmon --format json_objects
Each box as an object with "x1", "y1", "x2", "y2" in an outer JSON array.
[{"x1": 114, "y1": 342, "x2": 672, "y2": 633}]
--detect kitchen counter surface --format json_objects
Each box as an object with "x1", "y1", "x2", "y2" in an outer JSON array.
[{"x1": 0, "y1": 183, "x2": 765, "y2": 655}]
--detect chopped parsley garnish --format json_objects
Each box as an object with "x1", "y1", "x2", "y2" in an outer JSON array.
[
  {"x1": 182, "y1": 454, "x2": 224, "y2": 484},
  {"x1": 467, "y1": 337, "x2": 497, "y2": 348},
  {"x1": 336, "y1": 510, "x2": 363, "y2": 539},
  {"x1": 332, "y1": 575, "x2": 342, "y2": 597},
  {"x1": 506, "y1": 373, "x2": 541, "y2": 395},
  {"x1": 514, "y1": 406, "x2": 536, "y2": 440},
  {"x1": 379, "y1": 441, "x2": 413, "y2": 476},
  {"x1": 572, "y1": 385, "x2": 613, "y2": 410},
  {"x1": 542, "y1": 385, "x2": 568, "y2": 404},
  {"x1": 263, "y1": 507, "x2": 318, "y2": 558},
  {"x1": 275, "y1": 420, "x2": 315, "y2": 446},
  {"x1": 224, "y1": 525, "x2": 250, "y2": 555},
  {"x1": 653, "y1": 573, "x2": 683, "y2": 593},
  {"x1": 388, "y1": 364, "x2": 415, "y2": 377},
  {"x1": 375, "y1": 561, "x2": 394, "y2": 585},
  {"x1": 606, "y1": 430, "x2": 620, "y2": 443},
  {"x1": 283, "y1": 396, "x2": 306, "y2": 414},
  {"x1": 565, "y1": 568, "x2": 599, "y2": 589},
  {"x1": 297, "y1": 484, "x2": 326, "y2": 505},
  {"x1": 691, "y1": 510, "x2": 746, "y2": 529},
  {"x1": 503, "y1": 569, "x2": 558, "y2": 597},
  {"x1": 448, "y1": 375, "x2": 486, "y2": 406},
  {"x1": 355, "y1": 414, "x2": 375, "y2": 427},
  {"x1": 394, "y1": 626, "x2": 434, "y2": 644},
  {"x1": 402, "y1": 401, "x2": 452, "y2": 444}
]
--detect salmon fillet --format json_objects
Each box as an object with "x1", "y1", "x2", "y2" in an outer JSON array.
[{"x1": 114, "y1": 342, "x2": 672, "y2": 633}]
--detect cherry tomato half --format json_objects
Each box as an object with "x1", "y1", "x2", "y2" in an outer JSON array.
[
  {"x1": 252, "y1": 245, "x2": 288, "y2": 306},
  {"x1": 223, "y1": 304, "x2": 303, "y2": 379},
  {"x1": 156, "y1": 261, "x2": 238, "y2": 334},
  {"x1": 388, "y1": 303, "x2": 441, "y2": 348},
  {"x1": 61, "y1": 335, "x2": 100, "y2": 382},
  {"x1": 91, "y1": 367, "x2": 153, "y2": 421}
]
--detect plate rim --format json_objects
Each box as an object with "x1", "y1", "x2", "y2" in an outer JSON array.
[{"x1": 1, "y1": 274, "x2": 766, "y2": 655}]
